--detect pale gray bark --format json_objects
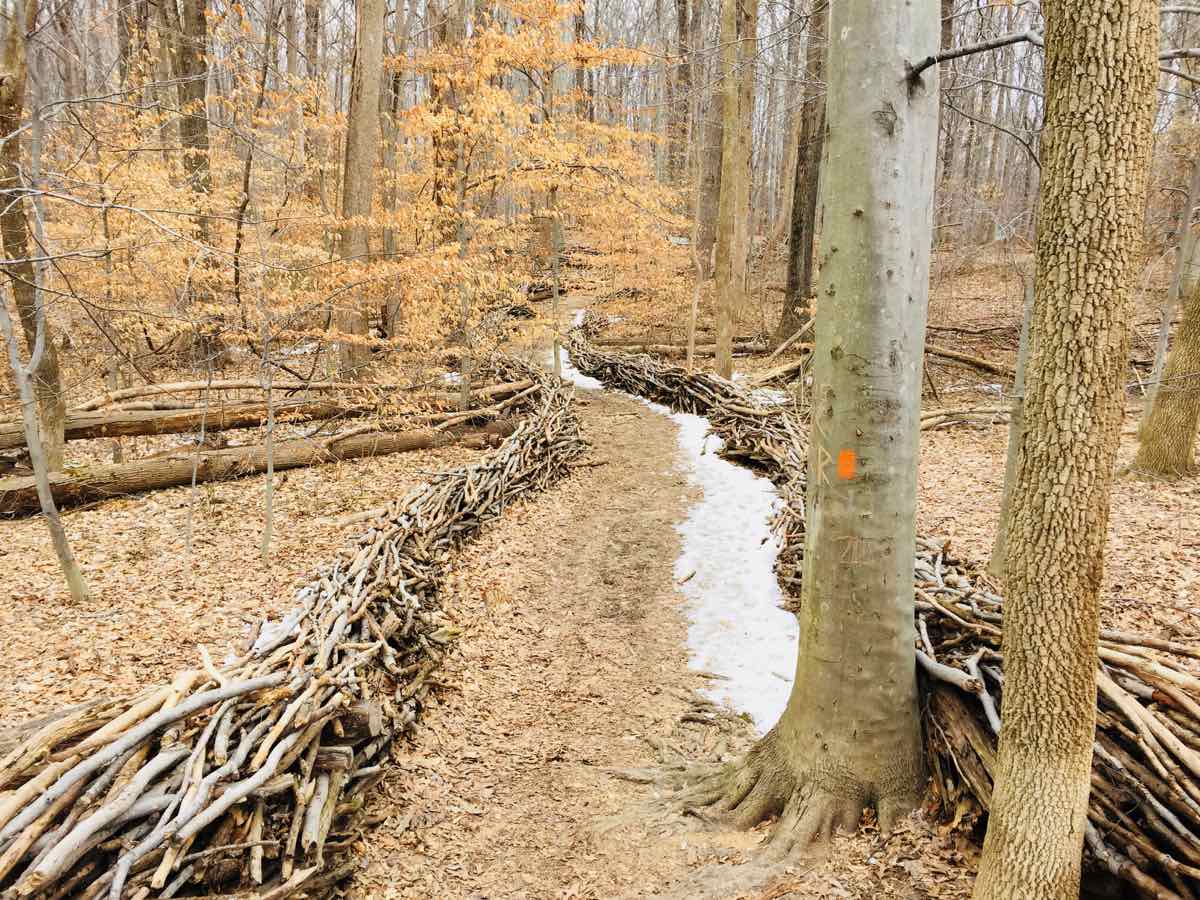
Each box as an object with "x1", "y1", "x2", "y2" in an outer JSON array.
[{"x1": 704, "y1": 0, "x2": 941, "y2": 841}]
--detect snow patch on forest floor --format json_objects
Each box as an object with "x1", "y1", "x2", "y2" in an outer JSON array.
[
  {"x1": 558, "y1": 335, "x2": 796, "y2": 731},
  {"x1": 660, "y1": 407, "x2": 797, "y2": 730}
]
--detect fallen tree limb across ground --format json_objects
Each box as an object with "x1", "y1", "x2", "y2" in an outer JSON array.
[
  {"x1": 567, "y1": 331, "x2": 1200, "y2": 900},
  {"x1": 0, "y1": 400, "x2": 368, "y2": 453},
  {"x1": 599, "y1": 336, "x2": 1015, "y2": 382},
  {"x1": 0, "y1": 420, "x2": 518, "y2": 516},
  {"x1": 0, "y1": 381, "x2": 534, "y2": 453},
  {"x1": 0, "y1": 359, "x2": 585, "y2": 897}
]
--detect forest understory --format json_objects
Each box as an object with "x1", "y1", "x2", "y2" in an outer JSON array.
[{"x1": 4, "y1": 243, "x2": 1197, "y2": 898}]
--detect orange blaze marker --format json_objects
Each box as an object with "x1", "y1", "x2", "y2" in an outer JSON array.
[{"x1": 836, "y1": 448, "x2": 857, "y2": 480}]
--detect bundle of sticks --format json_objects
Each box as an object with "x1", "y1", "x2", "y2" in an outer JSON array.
[
  {"x1": 568, "y1": 333, "x2": 1200, "y2": 900},
  {"x1": 0, "y1": 359, "x2": 585, "y2": 899}
]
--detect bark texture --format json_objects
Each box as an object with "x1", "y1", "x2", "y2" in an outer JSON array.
[
  {"x1": 973, "y1": 2, "x2": 1160, "y2": 897},
  {"x1": 0, "y1": 0, "x2": 66, "y2": 470},
  {"x1": 987, "y1": 276, "x2": 1034, "y2": 579},
  {"x1": 693, "y1": 86, "x2": 723, "y2": 278},
  {"x1": 335, "y1": 0, "x2": 386, "y2": 376},
  {"x1": 776, "y1": 1, "x2": 826, "y2": 343},
  {"x1": 693, "y1": 0, "x2": 939, "y2": 849},
  {"x1": 712, "y1": 0, "x2": 755, "y2": 379},
  {"x1": 1132, "y1": 233, "x2": 1200, "y2": 476}
]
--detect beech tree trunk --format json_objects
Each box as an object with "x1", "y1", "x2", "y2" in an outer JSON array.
[
  {"x1": 697, "y1": 0, "x2": 939, "y2": 847},
  {"x1": 973, "y1": 2, "x2": 1159, "y2": 897},
  {"x1": 775, "y1": 1, "x2": 826, "y2": 344},
  {"x1": 0, "y1": 0, "x2": 66, "y2": 471},
  {"x1": 335, "y1": 0, "x2": 386, "y2": 376},
  {"x1": 1132, "y1": 234, "x2": 1200, "y2": 476}
]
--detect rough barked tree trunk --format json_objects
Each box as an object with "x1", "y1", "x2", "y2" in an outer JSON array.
[
  {"x1": 303, "y1": 0, "x2": 324, "y2": 204},
  {"x1": 1141, "y1": 158, "x2": 1200, "y2": 431},
  {"x1": 987, "y1": 274, "x2": 1034, "y2": 580},
  {"x1": 0, "y1": 0, "x2": 65, "y2": 470},
  {"x1": 775, "y1": 0, "x2": 826, "y2": 344},
  {"x1": 693, "y1": 81, "x2": 723, "y2": 278},
  {"x1": 691, "y1": 0, "x2": 939, "y2": 849},
  {"x1": 335, "y1": 0, "x2": 386, "y2": 376},
  {"x1": 161, "y1": 0, "x2": 211, "y2": 228},
  {"x1": 669, "y1": 0, "x2": 689, "y2": 183},
  {"x1": 713, "y1": 0, "x2": 755, "y2": 379},
  {"x1": 1131, "y1": 233, "x2": 1200, "y2": 477},
  {"x1": 973, "y1": 1, "x2": 1159, "y2": 897}
]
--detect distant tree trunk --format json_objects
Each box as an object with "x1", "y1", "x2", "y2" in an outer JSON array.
[
  {"x1": 335, "y1": 0, "x2": 386, "y2": 376},
  {"x1": 161, "y1": 0, "x2": 211, "y2": 228},
  {"x1": 686, "y1": 0, "x2": 702, "y2": 175},
  {"x1": 668, "y1": 0, "x2": 689, "y2": 182},
  {"x1": 0, "y1": 0, "x2": 65, "y2": 470},
  {"x1": 574, "y1": 10, "x2": 587, "y2": 120},
  {"x1": 693, "y1": 0, "x2": 940, "y2": 844},
  {"x1": 1141, "y1": 157, "x2": 1200, "y2": 430},
  {"x1": 771, "y1": 13, "x2": 805, "y2": 242},
  {"x1": 987, "y1": 274, "x2": 1034, "y2": 579},
  {"x1": 935, "y1": 0, "x2": 956, "y2": 240},
  {"x1": 693, "y1": 85, "x2": 723, "y2": 278},
  {"x1": 430, "y1": 0, "x2": 468, "y2": 244},
  {"x1": 303, "y1": 0, "x2": 325, "y2": 205},
  {"x1": 775, "y1": 0, "x2": 826, "y2": 344},
  {"x1": 973, "y1": 1, "x2": 1159, "y2": 896},
  {"x1": 1132, "y1": 234, "x2": 1200, "y2": 476},
  {"x1": 713, "y1": 0, "x2": 755, "y2": 379},
  {"x1": 284, "y1": 0, "x2": 304, "y2": 170}
]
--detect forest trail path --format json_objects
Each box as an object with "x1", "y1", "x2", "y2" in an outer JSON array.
[{"x1": 349, "y1": 384, "x2": 760, "y2": 898}]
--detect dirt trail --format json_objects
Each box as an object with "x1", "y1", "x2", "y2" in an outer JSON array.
[
  {"x1": 349, "y1": 379, "x2": 974, "y2": 899},
  {"x1": 350, "y1": 388, "x2": 723, "y2": 897}
]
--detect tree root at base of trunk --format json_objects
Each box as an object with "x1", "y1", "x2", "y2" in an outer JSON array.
[{"x1": 676, "y1": 731, "x2": 912, "y2": 859}]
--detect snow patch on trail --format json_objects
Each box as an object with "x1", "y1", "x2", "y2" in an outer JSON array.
[
  {"x1": 663, "y1": 407, "x2": 797, "y2": 730},
  {"x1": 551, "y1": 316, "x2": 795, "y2": 728},
  {"x1": 553, "y1": 309, "x2": 605, "y2": 390}
]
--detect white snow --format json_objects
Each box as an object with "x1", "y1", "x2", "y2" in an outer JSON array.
[
  {"x1": 554, "y1": 316, "x2": 798, "y2": 730},
  {"x1": 663, "y1": 407, "x2": 797, "y2": 731},
  {"x1": 550, "y1": 308, "x2": 605, "y2": 390}
]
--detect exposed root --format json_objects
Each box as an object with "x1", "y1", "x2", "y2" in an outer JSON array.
[{"x1": 676, "y1": 729, "x2": 914, "y2": 860}]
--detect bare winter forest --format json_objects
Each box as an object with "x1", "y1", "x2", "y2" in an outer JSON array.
[{"x1": 0, "y1": 0, "x2": 1198, "y2": 896}]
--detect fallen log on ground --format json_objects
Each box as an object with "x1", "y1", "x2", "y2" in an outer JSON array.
[
  {"x1": 0, "y1": 401, "x2": 369, "y2": 453},
  {"x1": 925, "y1": 343, "x2": 1014, "y2": 378},
  {"x1": 75, "y1": 378, "x2": 433, "y2": 413},
  {"x1": 0, "y1": 382, "x2": 533, "y2": 453},
  {"x1": 0, "y1": 421, "x2": 516, "y2": 516},
  {"x1": 590, "y1": 335, "x2": 759, "y2": 348},
  {"x1": 920, "y1": 406, "x2": 1010, "y2": 430},
  {"x1": 568, "y1": 333, "x2": 1200, "y2": 900},
  {"x1": 0, "y1": 360, "x2": 585, "y2": 898}
]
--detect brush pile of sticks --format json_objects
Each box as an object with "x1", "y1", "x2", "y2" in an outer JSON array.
[
  {"x1": 0, "y1": 359, "x2": 585, "y2": 899},
  {"x1": 568, "y1": 333, "x2": 1200, "y2": 900}
]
